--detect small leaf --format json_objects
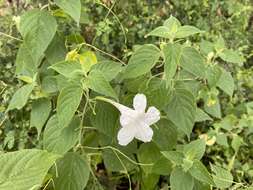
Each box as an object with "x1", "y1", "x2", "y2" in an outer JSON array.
[
  {"x1": 217, "y1": 69, "x2": 234, "y2": 97},
  {"x1": 91, "y1": 60, "x2": 123, "y2": 81},
  {"x1": 163, "y1": 43, "x2": 181, "y2": 84},
  {"x1": 165, "y1": 88, "x2": 196, "y2": 137},
  {"x1": 218, "y1": 49, "x2": 244, "y2": 65},
  {"x1": 0, "y1": 149, "x2": 59, "y2": 190},
  {"x1": 43, "y1": 115, "x2": 80, "y2": 154},
  {"x1": 57, "y1": 84, "x2": 83, "y2": 127},
  {"x1": 87, "y1": 70, "x2": 117, "y2": 99},
  {"x1": 30, "y1": 98, "x2": 51, "y2": 137},
  {"x1": 211, "y1": 164, "x2": 233, "y2": 189},
  {"x1": 170, "y1": 167, "x2": 194, "y2": 190},
  {"x1": 175, "y1": 25, "x2": 202, "y2": 38},
  {"x1": 123, "y1": 44, "x2": 160, "y2": 79},
  {"x1": 55, "y1": 0, "x2": 81, "y2": 24},
  {"x1": 19, "y1": 9, "x2": 57, "y2": 69},
  {"x1": 137, "y1": 143, "x2": 161, "y2": 174},
  {"x1": 49, "y1": 60, "x2": 83, "y2": 78},
  {"x1": 161, "y1": 151, "x2": 184, "y2": 165},
  {"x1": 179, "y1": 47, "x2": 206, "y2": 78},
  {"x1": 195, "y1": 108, "x2": 213, "y2": 122},
  {"x1": 78, "y1": 51, "x2": 97, "y2": 73},
  {"x1": 153, "y1": 119, "x2": 177, "y2": 151},
  {"x1": 189, "y1": 160, "x2": 214, "y2": 185},
  {"x1": 53, "y1": 152, "x2": 90, "y2": 190},
  {"x1": 183, "y1": 139, "x2": 206, "y2": 160},
  {"x1": 147, "y1": 26, "x2": 171, "y2": 38},
  {"x1": 7, "y1": 84, "x2": 34, "y2": 111}
]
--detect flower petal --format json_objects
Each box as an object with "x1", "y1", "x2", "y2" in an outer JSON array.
[
  {"x1": 135, "y1": 123, "x2": 153, "y2": 142},
  {"x1": 117, "y1": 126, "x2": 135, "y2": 146},
  {"x1": 120, "y1": 114, "x2": 133, "y2": 126},
  {"x1": 111, "y1": 101, "x2": 135, "y2": 115},
  {"x1": 133, "y1": 94, "x2": 147, "y2": 112},
  {"x1": 145, "y1": 106, "x2": 160, "y2": 125}
]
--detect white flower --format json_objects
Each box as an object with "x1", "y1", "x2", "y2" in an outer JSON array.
[{"x1": 108, "y1": 94, "x2": 160, "y2": 146}]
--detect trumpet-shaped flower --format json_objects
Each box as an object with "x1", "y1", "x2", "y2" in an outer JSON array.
[{"x1": 105, "y1": 94, "x2": 160, "y2": 146}]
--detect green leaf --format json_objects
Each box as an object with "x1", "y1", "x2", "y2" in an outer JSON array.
[
  {"x1": 7, "y1": 84, "x2": 34, "y2": 111},
  {"x1": 218, "y1": 49, "x2": 244, "y2": 65},
  {"x1": 147, "y1": 26, "x2": 171, "y2": 38},
  {"x1": 217, "y1": 69, "x2": 234, "y2": 97},
  {"x1": 55, "y1": 0, "x2": 81, "y2": 24},
  {"x1": 49, "y1": 60, "x2": 83, "y2": 78},
  {"x1": 91, "y1": 102, "x2": 118, "y2": 137},
  {"x1": 43, "y1": 115, "x2": 80, "y2": 154},
  {"x1": 15, "y1": 43, "x2": 38, "y2": 77},
  {"x1": 165, "y1": 88, "x2": 196, "y2": 137},
  {"x1": 211, "y1": 164, "x2": 233, "y2": 189},
  {"x1": 57, "y1": 84, "x2": 83, "y2": 127},
  {"x1": 189, "y1": 160, "x2": 214, "y2": 185},
  {"x1": 102, "y1": 144, "x2": 137, "y2": 172},
  {"x1": 137, "y1": 143, "x2": 161, "y2": 174},
  {"x1": 87, "y1": 70, "x2": 117, "y2": 99},
  {"x1": 216, "y1": 133, "x2": 229, "y2": 147},
  {"x1": 123, "y1": 44, "x2": 160, "y2": 79},
  {"x1": 175, "y1": 25, "x2": 202, "y2": 38},
  {"x1": 204, "y1": 96, "x2": 221, "y2": 118},
  {"x1": 163, "y1": 16, "x2": 181, "y2": 29},
  {"x1": 45, "y1": 34, "x2": 67, "y2": 65},
  {"x1": 195, "y1": 108, "x2": 213, "y2": 122},
  {"x1": 179, "y1": 47, "x2": 206, "y2": 78},
  {"x1": 161, "y1": 151, "x2": 184, "y2": 165},
  {"x1": 163, "y1": 43, "x2": 181, "y2": 83},
  {"x1": 91, "y1": 60, "x2": 123, "y2": 81},
  {"x1": 53, "y1": 152, "x2": 90, "y2": 190},
  {"x1": 141, "y1": 174, "x2": 160, "y2": 190},
  {"x1": 19, "y1": 9, "x2": 57, "y2": 70},
  {"x1": 147, "y1": 16, "x2": 181, "y2": 39},
  {"x1": 152, "y1": 156, "x2": 173, "y2": 175},
  {"x1": 183, "y1": 139, "x2": 206, "y2": 160},
  {"x1": 0, "y1": 149, "x2": 59, "y2": 190},
  {"x1": 170, "y1": 167, "x2": 194, "y2": 190},
  {"x1": 30, "y1": 98, "x2": 51, "y2": 137},
  {"x1": 153, "y1": 119, "x2": 177, "y2": 151},
  {"x1": 206, "y1": 65, "x2": 222, "y2": 88}
]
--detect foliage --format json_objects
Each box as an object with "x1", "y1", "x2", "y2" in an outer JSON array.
[{"x1": 0, "y1": 0, "x2": 253, "y2": 190}]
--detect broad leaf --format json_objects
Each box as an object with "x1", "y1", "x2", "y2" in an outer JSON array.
[
  {"x1": 91, "y1": 60, "x2": 123, "y2": 81},
  {"x1": 218, "y1": 49, "x2": 244, "y2": 65},
  {"x1": 189, "y1": 160, "x2": 214, "y2": 185},
  {"x1": 57, "y1": 84, "x2": 83, "y2": 127},
  {"x1": 153, "y1": 119, "x2": 177, "y2": 150},
  {"x1": 137, "y1": 143, "x2": 161, "y2": 174},
  {"x1": 87, "y1": 70, "x2": 117, "y2": 99},
  {"x1": 162, "y1": 151, "x2": 184, "y2": 165},
  {"x1": 53, "y1": 152, "x2": 90, "y2": 190},
  {"x1": 211, "y1": 164, "x2": 233, "y2": 189},
  {"x1": 179, "y1": 47, "x2": 206, "y2": 78},
  {"x1": 183, "y1": 139, "x2": 206, "y2": 160},
  {"x1": 217, "y1": 69, "x2": 234, "y2": 97},
  {"x1": 195, "y1": 108, "x2": 213, "y2": 122},
  {"x1": 19, "y1": 9, "x2": 57, "y2": 69},
  {"x1": 43, "y1": 115, "x2": 80, "y2": 154},
  {"x1": 163, "y1": 43, "x2": 181, "y2": 84},
  {"x1": 123, "y1": 44, "x2": 160, "y2": 79},
  {"x1": 165, "y1": 88, "x2": 196, "y2": 137},
  {"x1": 55, "y1": 0, "x2": 81, "y2": 24},
  {"x1": 175, "y1": 25, "x2": 202, "y2": 38},
  {"x1": 7, "y1": 84, "x2": 34, "y2": 111},
  {"x1": 30, "y1": 98, "x2": 51, "y2": 137},
  {"x1": 170, "y1": 167, "x2": 194, "y2": 190},
  {"x1": 49, "y1": 60, "x2": 83, "y2": 78},
  {"x1": 0, "y1": 149, "x2": 59, "y2": 190}
]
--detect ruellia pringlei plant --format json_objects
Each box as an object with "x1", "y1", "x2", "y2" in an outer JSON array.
[{"x1": 1, "y1": 1, "x2": 247, "y2": 190}]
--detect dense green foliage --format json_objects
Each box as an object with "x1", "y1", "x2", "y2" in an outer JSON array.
[{"x1": 0, "y1": 0, "x2": 253, "y2": 190}]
